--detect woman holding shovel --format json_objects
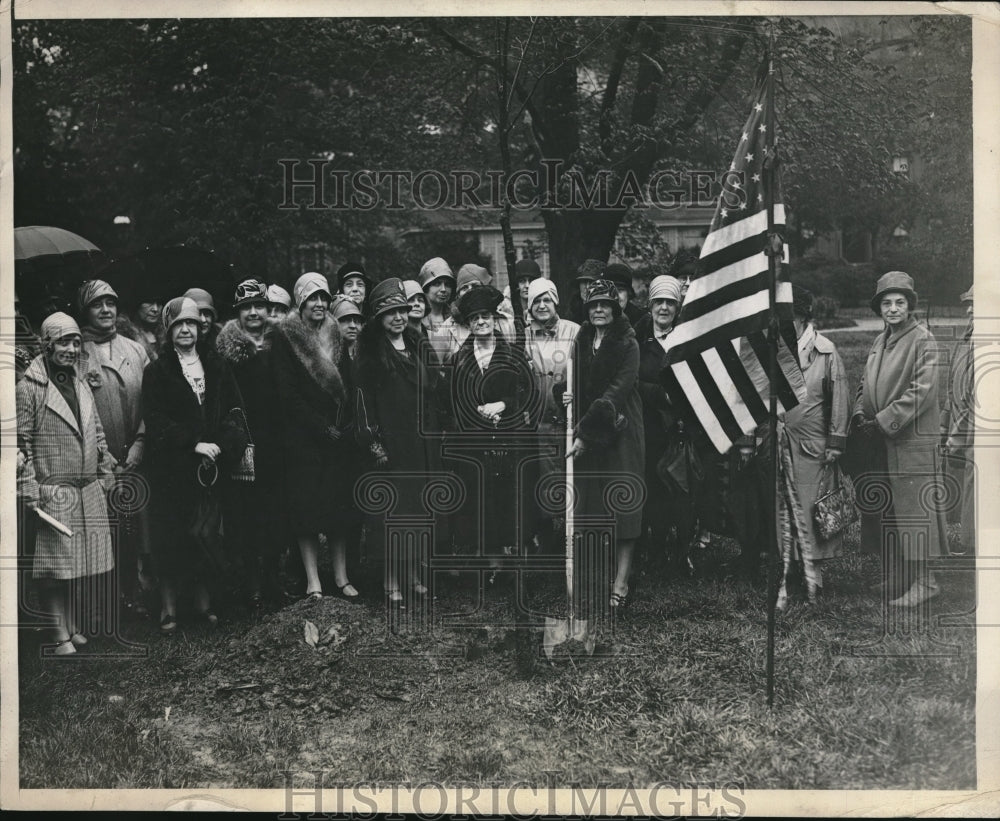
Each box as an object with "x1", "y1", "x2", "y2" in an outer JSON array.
[{"x1": 560, "y1": 279, "x2": 645, "y2": 610}]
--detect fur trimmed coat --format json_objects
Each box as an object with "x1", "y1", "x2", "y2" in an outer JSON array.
[
  {"x1": 269, "y1": 311, "x2": 353, "y2": 534},
  {"x1": 562, "y1": 314, "x2": 645, "y2": 540},
  {"x1": 215, "y1": 320, "x2": 279, "y2": 482}
]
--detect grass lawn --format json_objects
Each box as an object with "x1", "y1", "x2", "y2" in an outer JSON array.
[{"x1": 17, "y1": 325, "x2": 976, "y2": 791}]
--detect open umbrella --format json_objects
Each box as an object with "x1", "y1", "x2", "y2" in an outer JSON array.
[
  {"x1": 97, "y1": 245, "x2": 240, "y2": 317},
  {"x1": 14, "y1": 226, "x2": 106, "y2": 326}
]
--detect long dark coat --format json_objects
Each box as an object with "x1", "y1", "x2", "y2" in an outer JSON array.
[
  {"x1": 566, "y1": 314, "x2": 645, "y2": 541},
  {"x1": 142, "y1": 345, "x2": 248, "y2": 577},
  {"x1": 268, "y1": 312, "x2": 353, "y2": 536},
  {"x1": 853, "y1": 317, "x2": 948, "y2": 560},
  {"x1": 354, "y1": 325, "x2": 451, "y2": 556},
  {"x1": 449, "y1": 332, "x2": 539, "y2": 553}
]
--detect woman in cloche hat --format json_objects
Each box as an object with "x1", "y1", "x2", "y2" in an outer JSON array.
[{"x1": 851, "y1": 271, "x2": 949, "y2": 607}]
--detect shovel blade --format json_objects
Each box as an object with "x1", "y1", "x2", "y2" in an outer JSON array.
[{"x1": 542, "y1": 617, "x2": 594, "y2": 660}]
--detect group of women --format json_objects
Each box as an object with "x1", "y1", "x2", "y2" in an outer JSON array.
[{"x1": 15, "y1": 254, "x2": 961, "y2": 653}]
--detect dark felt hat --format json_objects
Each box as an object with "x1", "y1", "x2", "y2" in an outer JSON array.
[
  {"x1": 369, "y1": 277, "x2": 409, "y2": 318},
  {"x1": 514, "y1": 258, "x2": 542, "y2": 282},
  {"x1": 336, "y1": 262, "x2": 372, "y2": 291},
  {"x1": 604, "y1": 263, "x2": 634, "y2": 296},
  {"x1": 456, "y1": 285, "x2": 504, "y2": 325},
  {"x1": 870, "y1": 271, "x2": 917, "y2": 315},
  {"x1": 583, "y1": 278, "x2": 622, "y2": 316}
]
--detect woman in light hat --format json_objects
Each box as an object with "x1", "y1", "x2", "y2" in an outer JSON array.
[
  {"x1": 77, "y1": 279, "x2": 154, "y2": 617},
  {"x1": 419, "y1": 257, "x2": 456, "y2": 363},
  {"x1": 216, "y1": 279, "x2": 283, "y2": 608},
  {"x1": 17, "y1": 312, "x2": 116, "y2": 654},
  {"x1": 332, "y1": 295, "x2": 364, "y2": 360},
  {"x1": 559, "y1": 279, "x2": 645, "y2": 610},
  {"x1": 266, "y1": 284, "x2": 293, "y2": 325},
  {"x1": 267, "y1": 285, "x2": 292, "y2": 325},
  {"x1": 851, "y1": 271, "x2": 949, "y2": 607},
  {"x1": 633, "y1": 274, "x2": 697, "y2": 576},
  {"x1": 183, "y1": 287, "x2": 221, "y2": 347},
  {"x1": 336, "y1": 262, "x2": 372, "y2": 315},
  {"x1": 402, "y1": 279, "x2": 429, "y2": 336},
  {"x1": 523, "y1": 277, "x2": 580, "y2": 555},
  {"x1": 143, "y1": 297, "x2": 248, "y2": 632},
  {"x1": 355, "y1": 277, "x2": 452, "y2": 606},
  {"x1": 269, "y1": 273, "x2": 359, "y2": 602},
  {"x1": 448, "y1": 285, "x2": 537, "y2": 578}
]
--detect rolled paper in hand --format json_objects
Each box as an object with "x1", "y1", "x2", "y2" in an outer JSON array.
[{"x1": 33, "y1": 507, "x2": 74, "y2": 537}]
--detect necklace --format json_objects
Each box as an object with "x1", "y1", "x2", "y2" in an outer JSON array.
[{"x1": 177, "y1": 350, "x2": 200, "y2": 365}]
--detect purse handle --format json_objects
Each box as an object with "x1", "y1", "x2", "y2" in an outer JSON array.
[
  {"x1": 817, "y1": 460, "x2": 839, "y2": 496},
  {"x1": 229, "y1": 406, "x2": 254, "y2": 445},
  {"x1": 197, "y1": 459, "x2": 219, "y2": 488}
]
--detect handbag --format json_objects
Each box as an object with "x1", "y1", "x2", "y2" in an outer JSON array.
[
  {"x1": 813, "y1": 462, "x2": 858, "y2": 540},
  {"x1": 229, "y1": 407, "x2": 255, "y2": 483},
  {"x1": 188, "y1": 460, "x2": 229, "y2": 573}
]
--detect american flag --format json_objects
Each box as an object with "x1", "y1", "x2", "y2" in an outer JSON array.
[{"x1": 662, "y1": 57, "x2": 805, "y2": 454}]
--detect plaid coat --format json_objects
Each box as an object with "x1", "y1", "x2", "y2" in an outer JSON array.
[{"x1": 16, "y1": 356, "x2": 115, "y2": 579}]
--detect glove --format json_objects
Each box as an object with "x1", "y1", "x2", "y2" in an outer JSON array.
[{"x1": 326, "y1": 425, "x2": 342, "y2": 442}]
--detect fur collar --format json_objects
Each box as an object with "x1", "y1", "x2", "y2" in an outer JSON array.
[
  {"x1": 272, "y1": 311, "x2": 345, "y2": 400},
  {"x1": 216, "y1": 318, "x2": 271, "y2": 365},
  {"x1": 577, "y1": 314, "x2": 635, "y2": 399}
]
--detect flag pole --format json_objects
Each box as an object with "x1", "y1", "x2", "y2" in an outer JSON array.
[{"x1": 763, "y1": 44, "x2": 780, "y2": 709}]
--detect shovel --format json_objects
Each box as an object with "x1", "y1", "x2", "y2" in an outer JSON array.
[{"x1": 542, "y1": 353, "x2": 595, "y2": 660}]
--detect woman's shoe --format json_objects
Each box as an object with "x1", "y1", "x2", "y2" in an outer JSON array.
[
  {"x1": 386, "y1": 590, "x2": 406, "y2": 610},
  {"x1": 305, "y1": 590, "x2": 323, "y2": 602},
  {"x1": 199, "y1": 610, "x2": 219, "y2": 628},
  {"x1": 336, "y1": 583, "x2": 360, "y2": 601},
  {"x1": 69, "y1": 632, "x2": 88, "y2": 647},
  {"x1": 159, "y1": 614, "x2": 178, "y2": 636},
  {"x1": 52, "y1": 637, "x2": 77, "y2": 656},
  {"x1": 411, "y1": 581, "x2": 428, "y2": 597},
  {"x1": 609, "y1": 588, "x2": 630, "y2": 609}
]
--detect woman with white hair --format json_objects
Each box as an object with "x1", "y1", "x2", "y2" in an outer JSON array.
[
  {"x1": 17, "y1": 312, "x2": 116, "y2": 654},
  {"x1": 523, "y1": 277, "x2": 579, "y2": 555},
  {"x1": 269, "y1": 273, "x2": 359, "y2": 602}
]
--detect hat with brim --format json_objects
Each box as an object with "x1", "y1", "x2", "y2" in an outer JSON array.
[
  {"x1": 456, "y1": 285, "x2": 504, "y2": 325},
  {"x1": 583, "y1": 278, "x2": 622, "y2": 314},
  {"x1": 648, "y1": 275, "x2": 682, "y2": 305},
  {"x1": 293, "y1": 272, "x2": 332, "y2": 310},
  {"x1": 77, "y1": 280, "x2": 118, "y2": 314},
  {"x1": 369, "y1": 277, "x2": 410, "y2": 318},
  {"x1": 456, "y1": 268, "x2": 485, "y2": 293},
  {"x1": 183, "y1": 287, "x2": 217, "y2": 321},
  {"x1": 419, "y1": 257, "x2": 455, "y2": 289},
  {"x1": 402, "y1": 279, "x2": 425, "y2": 302},
  {"x1": 604, "y1": 263, "x2": 634, "y2": 296},
  {"x1": 575, "y1": 258, "x2": 605, "y2": 283},
  {"x1": 234, "y1": 278, "x2": 268, "y2": 308},
  {"x1": 162, "y1": 297, "x2": 202, "y2": 332},
  {"x1": 870, "y1": 271, "x2": 917, "y2": 315},
  {"x1": 457, "y1": 264, "x2": 491, "y2": 286},
  {"x1": 514, "y1": 258, "x2": 542, "y2": 283},
  {"x1": 331, "y1": 294, "x2": 364, "y2": 321},
  {"x1": 266, "y1": 284, "x2": 293, "y2": 309},
  {"x1": 336, "y1": 262, "x2": 372, "y2": 292}
]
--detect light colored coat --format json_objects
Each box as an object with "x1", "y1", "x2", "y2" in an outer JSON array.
[
  {"x1": 785, "y1": 330, "x2": 850, "y2": 559},
  {"x1": 79, "y1": 334, "x2": 149, "y2": 462},
  {"x1": 853, "y1": 317, "x2": 948, "y2": 559},
  {"x1": 16, "y1": 356, "x2": 115, "y2": 579}
]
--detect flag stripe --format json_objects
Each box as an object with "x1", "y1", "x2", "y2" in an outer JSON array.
[
  {"x1": 686, "y1": 354, "x2": 745, "y2": 445},
  {"x1": 702, "y1": 346, "x2": 758, "y2": 432},
  {"x1": 746, "y1": 331, "x2": 798, "y2": 410},
  {"x1": 716, "y1": 339, "x2": 769, "y2": 422},
  {"x1": 700, "y1": 205, "x2": 786, "y2": 258},
  {"x1": 682, "y1": 269, "x2": 780, "y2": 322},
  {"x1": 671, "y1": 360, "x2": 732, "y2": 453}
]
